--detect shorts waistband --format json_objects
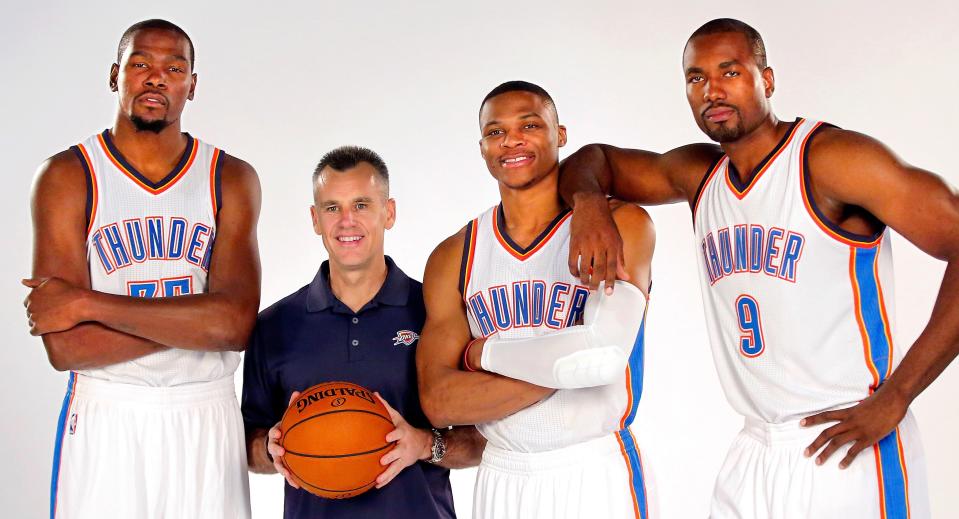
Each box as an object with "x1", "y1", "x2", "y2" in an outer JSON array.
[
  {"x1": 481, "y1": 433, "x2": 631, "y2": 473},
  {"x1": 70, "y1": 372, "x2": 237, "y2": 407},
  {"x1": 742, "y1": 416, "x2": 830, "y2": 446}
]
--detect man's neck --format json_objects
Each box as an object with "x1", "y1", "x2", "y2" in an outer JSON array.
[
  {"x1": 722, "y1": 113, "x2": 787, "y2": 184},
  {"x1": 110, "y1": 115, "x2": 188, "y2": 182},
  {"x1": 328, "y1": 257, "x2": 389, "y2": 313},
  {"x1": 497, "y1": 169, "x2": 565, "y2": 249}
]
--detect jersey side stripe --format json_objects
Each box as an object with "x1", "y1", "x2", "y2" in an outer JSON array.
[
  {"x1": 873, "y1": 426, "x2": 910, "y2": 519},
  {"x1": 851, "y1": 246, "x2": 893, "y2": 388},
  {"x1": 49, "y1": 372, "x2": 77, "y2": 519},
  {"x1": 619, "y1": 303, "x2": 648, "y2": 429},
  {"x1": 616, "y1": 428, "x2": 648, "y2": 519}
]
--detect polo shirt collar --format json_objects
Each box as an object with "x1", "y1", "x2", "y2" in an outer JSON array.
[{"x1": 306, "y1": 256, "x2": 410, "y2": 313}]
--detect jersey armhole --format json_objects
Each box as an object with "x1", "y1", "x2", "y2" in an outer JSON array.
[
  {"x1": 799, "y1": 123, "x2": 885, "y2": 247},
  {"x1": 690, "y1": 154, "x2": 725, "y2": 222},
  {"x1": 70, "y1": 144, "x2": 97, "y2": 237},
  {"x1": 210, "y1": 149, "x2": 225, "y2": 220},
  {"x1": 458, "y1": 219, "x2": 479, "y2": 298}
]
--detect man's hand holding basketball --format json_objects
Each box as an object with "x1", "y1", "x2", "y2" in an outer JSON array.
[
  {"x1": 269, "y1": 390, "x2": 301, "y2": 489},
  {"x1": 22, "y1": 277, "x2": 86, "y2": 335},
  {"x1": 375, "y1": 393, "x2": 433, "y2": 489}
]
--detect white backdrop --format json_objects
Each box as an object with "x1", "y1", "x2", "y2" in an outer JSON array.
[{"x1": 2, "y1": 1, "x2": 957, "y2": 517}]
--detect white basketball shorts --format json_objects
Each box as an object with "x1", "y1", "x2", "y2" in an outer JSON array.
[
  {"x1": 711, "y1": 411, "x2": 929, "y2": 518},
  {"x1": 474, "y1": 431, "x2": 655, "y2": 519},
  {"x1": 49, "y1": 372, "x2": 251, "y2": 519}
]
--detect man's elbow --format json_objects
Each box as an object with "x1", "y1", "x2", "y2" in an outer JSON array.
[
  {"x1": 208, "y1": 305, "x2": 256, "y2": 351},
  {"x1": 43, "y1": 335, "x2": 83, "y2": 372}
]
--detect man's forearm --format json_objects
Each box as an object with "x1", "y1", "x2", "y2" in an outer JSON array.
[
  {"x1": 246, "y1": 428, "x2": 276, "y2": 474},
  {"x1": 80, "y1": 289, "x2": 256, "y2": 352},
  {"x1": 435, "y1": 426, "x2": 487, "y2": 469},
  {"x1": 558, "y1": 144, "x2": 612, "y2": 207},
  {"x1": 420, "y1": 366, "x2": 553, "y2": 428},
  {"x1": 884, "y1": 260, "x2": 959, "y2": 403},
  {"x1": 43, "y1": 323, "x2": 167, "y2": 371}
]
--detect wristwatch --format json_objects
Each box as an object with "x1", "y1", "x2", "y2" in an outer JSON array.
[{"x1": 427, "y1": 428, "x2": 447, "y2": 464}]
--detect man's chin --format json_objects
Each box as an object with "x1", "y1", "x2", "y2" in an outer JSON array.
[{"x1": 130, "y1": 115, "x2": 171, "y2": 134}]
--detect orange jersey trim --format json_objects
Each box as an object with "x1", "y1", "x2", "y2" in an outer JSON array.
[
  {"x1": 97, "y1": 133, "x2": 198, "y2": 195},
  {"x1": 724, "y1": 119, "x2": 804, "y2": 199},
  {"x1": 492, "y1": 209, "x2": 571, "y2": 261},
  {"x1": 692, "y1": 156, "x2": 726, "y2": 220},
  {"x1": 209, "y1": 148, "x2": 221, "y2": 219},
  {"x1": 76, "y1": 144, "x2": 98, "y2": 237},
  {"x1": 849, "y1": 248, "x2": 881, "y2": 389},
  {"x1": 798, "y1": 123, "x2": 883, "y2": 248},
  {"x1": 615, "y1": 432, "x2": 644, "y2": 519}
]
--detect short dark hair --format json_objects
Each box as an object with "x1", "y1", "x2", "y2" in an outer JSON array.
[
  {"x1": 117, "y1": 19, "x2": 195, "y2": 68},
  {"x1": 313, "y1": 146, "x2": 390, "y2": 193},
  {"x1": 688, "y1": 18, "x2": 767, "y2": 69},
  {"x1": 479, "y1": 80, "x2": 558, "y2": 120}
]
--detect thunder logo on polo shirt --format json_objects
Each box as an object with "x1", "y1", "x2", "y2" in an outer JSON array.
[{"x1": 392, "y1": 330, "x2": 419, "y2": 347}]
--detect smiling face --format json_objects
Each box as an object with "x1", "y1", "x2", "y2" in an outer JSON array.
[
  {"x1": 311, "y1": 162, "x2": 395, "y2": 272},
  {"x1": 478, "y1": 91, "x2": 567, "y2": 190},
  {"x1": 110, "y1": 28, "x2": 196, "y2": 133},
  {"x1": 683, "y1": 31, "x2": 774, "y2": 143}
]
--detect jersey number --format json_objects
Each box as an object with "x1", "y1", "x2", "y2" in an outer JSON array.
[
  {"x1": 735, "y1": 294, "x2": 765, "y2": 357},
  {"x1": 127, "y1": 276, "x2": 193, "y2": 298}
]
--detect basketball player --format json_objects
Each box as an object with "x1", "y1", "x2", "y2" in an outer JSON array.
[
  {"x1": 23, "y1": 20, "x2": 259, "y2": 518},
  {"x1": 417, "y1": 81, "x2": 656, "y2": 519},
  {"x1": 558, "y1": 18, "x2": 959, "y2": 518},
  {"x1": 242, "y1": 146, "x2": 485, "y2": 518}
]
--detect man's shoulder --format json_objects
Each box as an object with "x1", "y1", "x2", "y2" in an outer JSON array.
[{"x1": 256, "y1": 284, "x2": 312, "y2": 326}]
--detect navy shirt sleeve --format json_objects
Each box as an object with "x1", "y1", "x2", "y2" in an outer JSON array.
[{"x1": 241, "y1": 311, "x2": 285, "y2": 435}]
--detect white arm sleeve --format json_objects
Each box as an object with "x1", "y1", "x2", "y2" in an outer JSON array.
[{"x1": 479, "y1": 281, "x2": 647, "y2": 389}]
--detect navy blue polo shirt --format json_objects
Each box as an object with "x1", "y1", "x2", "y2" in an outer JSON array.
[{"x1": 241, "y1": 257, "x2": 455, "y2": 519}]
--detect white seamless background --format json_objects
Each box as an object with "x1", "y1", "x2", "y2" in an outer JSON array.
[{"x1": 2, "y1": 1, "x2": 957, "y2": 517}]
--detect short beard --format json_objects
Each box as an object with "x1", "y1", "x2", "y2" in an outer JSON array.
[
  {"x1": 701, "y1": 106, "x2": 746, "y2": 143},
  {"x1": 131, "y1": 115, "x2": 170, "y2": 134}
]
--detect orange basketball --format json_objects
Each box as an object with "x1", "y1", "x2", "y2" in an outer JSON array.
[{"x1": 279, "y1": 381, "x2": 395, "y2": 499}]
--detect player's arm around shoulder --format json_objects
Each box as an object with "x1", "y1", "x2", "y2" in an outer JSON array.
[
  {"x1": 24, "y1": 150, "x2": 167, "y2": 370},
  {"x1": 563, "y1": 142, "x2": 715, "y2": 289},
  {"x1": 417, "y1": 228, "x2": 553, "y2": 427}
]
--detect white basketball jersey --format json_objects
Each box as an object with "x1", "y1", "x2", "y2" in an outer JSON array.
[
  {"x1": 71, "y1": 130, "x2": 240, "y2": 386},
  {"x1": 461, "y1": 204, "x2": 647, "y2": 452},
  {"x1": 693, "y1": 118, "x2": 899, "y2": 423}
]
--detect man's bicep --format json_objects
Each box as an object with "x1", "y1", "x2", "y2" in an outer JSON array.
[
  {"x1": 815, "y1": 132, "x2": 959, "y2": 259},
  {"x1": 31, "y1": 152, "x2": 91, "y2": 286},
  {"x1": 207, "y1": 156, "x2": 262, "y2": 303},
  {"x1": 611, "y1": 203, "x2": 656, "y2": 295},
  {"x1": 418, "y1": 236, "x2": 473, "y2": 375}
]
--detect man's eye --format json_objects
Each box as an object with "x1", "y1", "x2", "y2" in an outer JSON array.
[
  {"x1": 355, "y1": 203, "x2": 368, "y2": 210},
  {"x1": 487, "y1": 129, "x2": 503, "y2": 137},
  {"x1": 688, "y1": 76, "x2": 703, "y2": 84},
  {"x1": 325, "y1": 206, "x2": 338, "y2": 212},
  {"x1": 724, "y1": 71, "x2": 740, "y2": 77},
  {"x1": 524, "y1": 123, "x2": 539, "y2": 129}
]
